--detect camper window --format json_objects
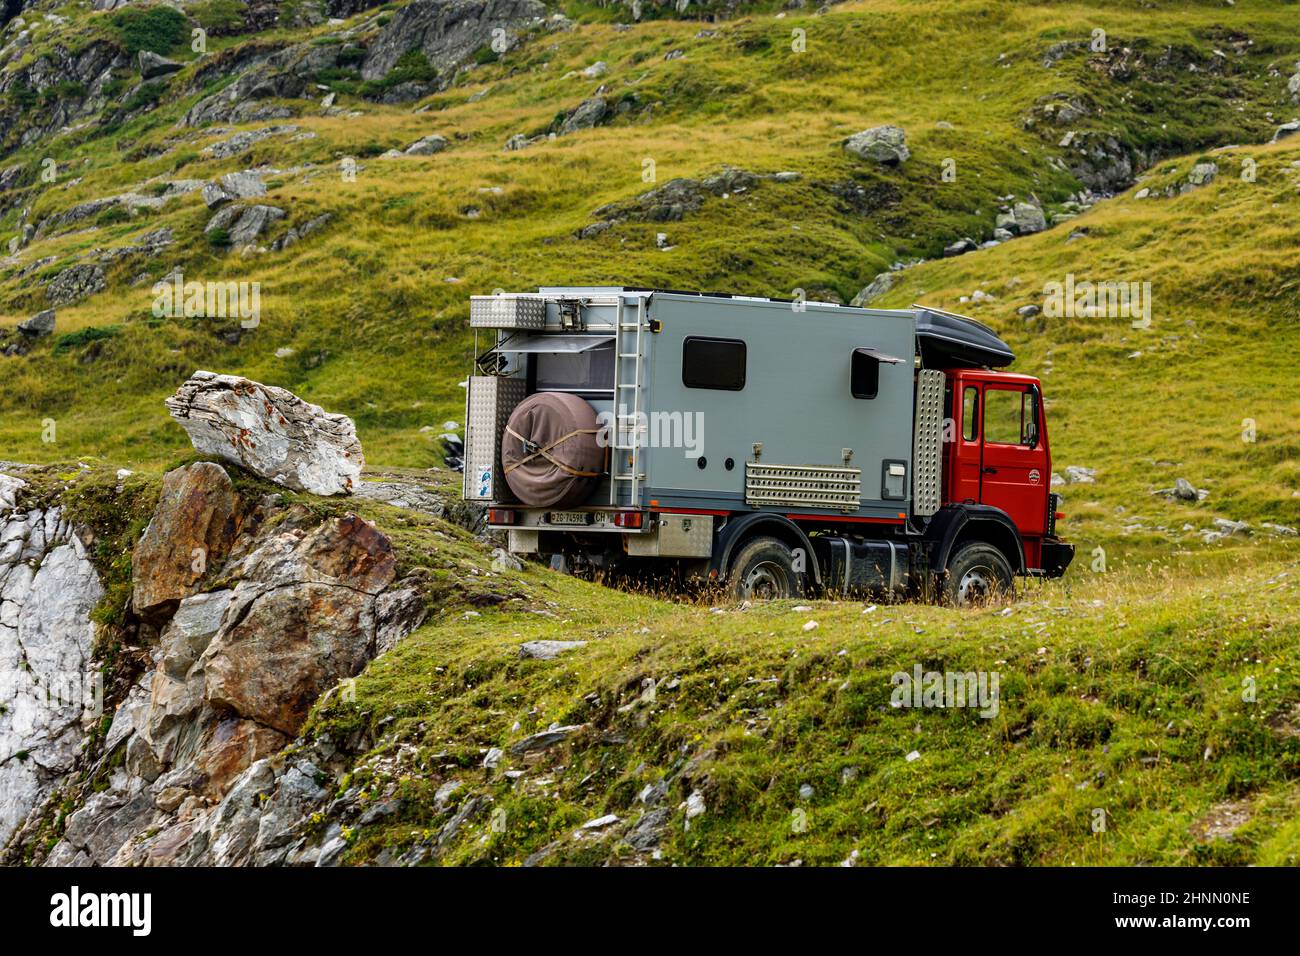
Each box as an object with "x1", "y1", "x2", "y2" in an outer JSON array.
[
  {"x1": 850, "y1": 350, "x2": 880, "y2": 399},
  {"x1": 682, "y1": 337, "x2": 746, "y2": 390}
]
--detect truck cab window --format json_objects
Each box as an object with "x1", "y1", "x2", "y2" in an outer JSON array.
[
  {"x1": 984, "y1": 387, "x2": 1033, "y2": 445},
  {"x1": 962, "y1": 386, "x2": 979, "y2": 441},
  {"x1": 850, "y1": 349, "x2": 880, "y2": 399},
  {"x1": 682, "y1": 336, "x2": 746, "y2": 390}
]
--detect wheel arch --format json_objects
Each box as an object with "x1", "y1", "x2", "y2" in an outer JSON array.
[
  {"x1": 712, "y1": 513, "x2": 823, "y2": 586},
  {"x1": 927, "y1": 504, "x2": 1025, "y2": 575}
]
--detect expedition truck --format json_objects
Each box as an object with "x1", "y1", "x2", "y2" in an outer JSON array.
[{"x1": 463, "y1": 288, "x2": 1074, "y2": 605}]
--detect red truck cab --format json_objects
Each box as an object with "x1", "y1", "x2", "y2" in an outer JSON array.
[{"x1": 944, "y1": 368, "x2": 1069, "y2": 576}]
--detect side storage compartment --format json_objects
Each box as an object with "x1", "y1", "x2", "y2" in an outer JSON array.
[
  {"x1": 811, "y1": 536, "x2": 909, "y2": 600},
  {"x1": 463, "y1": 375, "x2": 527, "y2": 501}
]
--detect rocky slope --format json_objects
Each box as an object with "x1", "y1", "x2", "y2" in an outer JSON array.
[{"x1": 0, "y1": 450, "x2": 489, "y2": 865}]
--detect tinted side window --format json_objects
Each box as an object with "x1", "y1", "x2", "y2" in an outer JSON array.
[
  {"x1": 683, "y1": 337, "x2": 746, "y2": 390},
  {"x1": 850, "y1": 350, "x2": 880, "y2": 399}
]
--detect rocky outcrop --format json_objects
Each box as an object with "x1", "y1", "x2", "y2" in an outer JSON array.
[
  {"x1": 579, "y1": 166, "x2": 771, "y2": 236},
  {"x1": 203, "y1": 125, "x2": 301, "y2": 160},
  {"x1": 360, "y1": 0, "x2": 547, "y2": 85},
  {"x1": 5, "y1": 461, "x2": 431, "y2": 866},
  {"x1": 131, "y1": 463, "x2": 241, "y2": 621},
  {"x1": 138, "y1": 51, "x2": 182, "y2": 80},
  {"x1": 269, "y1": 212, "x2": 332, "y2": 252},
  {"x1": 165, "y1": 371, "x2": 364, "y2": 496},
  {"x1": 850, "y1": 272, "x2": 895, "y2": 307},
  {"x1": 205, "y1": 203, "x2": 286, "y2": 246},
  {"x1": 45, "y1": 263, "x2": 106, "y2": 305},
  {"x1": 0, "y1": 40, "x2": 125, "y2": 148},
  {"x1": 202, "y1": 513, "x2": 396, "y2": 734},
  {"x1": 0, "y1": 489, "x2": 104, "y2": 846},
  {"x1": 202, "y1": 171, "x2": 267, "y2": 209}
]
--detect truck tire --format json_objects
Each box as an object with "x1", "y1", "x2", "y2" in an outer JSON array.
[
  {"x1": 727, "y1": 536, "x2": 807, "y2": 602},
  {"x1": 941, "y1": 542, "x2": 1014, "y2": 606}
]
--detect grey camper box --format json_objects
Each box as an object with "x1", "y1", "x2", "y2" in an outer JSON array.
[{"x1": 465, "y1": 288, "x2": 938, "y2": 545}]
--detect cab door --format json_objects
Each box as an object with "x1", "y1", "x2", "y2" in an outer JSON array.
[{"x1": 977, "y1": 381, "x2": 1048, "y2": 536}]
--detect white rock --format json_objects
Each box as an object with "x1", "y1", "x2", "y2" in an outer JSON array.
[
  {"x1": 164, "y1": 371, "x2": 364, "y2": 496},
  {"x1": 0, "y1": 510, "x2": 104, "y2": 844},
  {"x1": 0, "y1": 474, "x2": 26, "y2": 509}
]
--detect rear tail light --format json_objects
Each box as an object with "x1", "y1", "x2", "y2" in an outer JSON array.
[
  {"x1": 488, "y1": 509, "x2": 518, "y2": 525},
  {"x1": 612, "y1": 511, "x2": 644, "y2": 529}
]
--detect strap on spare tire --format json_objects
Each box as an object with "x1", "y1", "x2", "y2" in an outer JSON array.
[
  {"x1": 500, "y1": 391, "x2": 606, "y2": 508},
  {"x1": 503, "y1": 425, "x2": 602, "y2": 478}
]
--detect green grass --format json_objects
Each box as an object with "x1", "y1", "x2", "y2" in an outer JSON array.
[{"x1": 304, "y1": 530, "x2": 1300, "y2": 866}]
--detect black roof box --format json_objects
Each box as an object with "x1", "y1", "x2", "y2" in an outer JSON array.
[{"x1": 914, "y1": 306, "x2": 1015, "y2": 368}]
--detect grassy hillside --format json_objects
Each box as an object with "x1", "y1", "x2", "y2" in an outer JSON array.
[
  {"x1": 1, "y1": 0, "x2": 1298, "y2": 507},
  {"x1": 304, "y1": 517, "x2": 1300, "y2": 866}
]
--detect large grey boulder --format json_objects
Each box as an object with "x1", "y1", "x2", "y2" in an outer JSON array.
[
  {"x1": 17, "y1": 309, "x2": 55, "y2": 337},
  {"x1": 404, "y1": 133, "x2": 448, "y2": 155},
  {"x1": 138, "y1": 50, "x2": 182, "y2": 80},
  {"x1": 45, "y1": 263, "x2": 106, "y2": 305},
  {"x1": 1011, "y1": 201, "x2": 1047, "y2": 234},
  {"x1": 165, "y1": 371, "x2": 364, "y2": 495},
  {"x1": 844, "y1": 125, "x2": 909, "y2": 165},
  {"x1": 202, "y1": 171, "x2": 266, "y2": 209},
  {"x1": 560, "y1": 96, "x2": 609, "y2": 134},
  {"x1": 205, "y1": 204, "x2": 286, "y2": 246}
]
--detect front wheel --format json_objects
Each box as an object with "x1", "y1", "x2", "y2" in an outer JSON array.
[
  {"x1": 941, "y1": 542, "x2": 1014, "y2": 607},
  {"x1": 727, "y1": 536, "x2": 808, "y2": 602}
]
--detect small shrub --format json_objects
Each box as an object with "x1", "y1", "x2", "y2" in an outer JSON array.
[
  {"x1": 52, "y1": 325, "x2": 122, "y2": 356},
  {"x1": 189, "y1": 0, "x2": 248, "y2": 36},
  {"x1": 111, "y1": 6, "x2": 189, "y2": 57}
]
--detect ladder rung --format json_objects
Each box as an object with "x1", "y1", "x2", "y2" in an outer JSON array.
[{"x1": 618, "y1": 353, "x2": 639, "y2": 360}]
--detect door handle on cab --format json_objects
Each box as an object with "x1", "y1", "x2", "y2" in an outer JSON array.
[{"x1": 982, "y1": 466, "x2": 998, "y2": 475}]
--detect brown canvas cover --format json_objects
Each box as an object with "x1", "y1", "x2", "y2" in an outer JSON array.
[{"x1": 501, "y1": 391, "x2": 604, "y2": 507}]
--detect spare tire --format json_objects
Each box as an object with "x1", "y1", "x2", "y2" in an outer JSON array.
[{"x1": 501, "y1": 392, "x2": 605, "y2": 507}]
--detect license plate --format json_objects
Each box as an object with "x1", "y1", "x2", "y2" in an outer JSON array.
[{"x1": 547, "y1": 511, "x2": 592, "y2": 526}]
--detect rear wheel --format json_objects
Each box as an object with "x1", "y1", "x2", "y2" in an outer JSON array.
[
  {"x1": 941, "y1": 542, "x2": 1014, "y2": 607},
  {"x1": 727, "y1": 536, "x2": 807, "y2": 602}
]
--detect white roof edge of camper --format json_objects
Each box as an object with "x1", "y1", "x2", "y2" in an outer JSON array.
[{"x1": 494, "y1": 334, "x2": 614, "y2": 353}]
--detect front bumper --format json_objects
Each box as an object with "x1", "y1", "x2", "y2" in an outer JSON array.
[{"x1": 1039, "y1": 539, "x2": 1075, "y2": 578}]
